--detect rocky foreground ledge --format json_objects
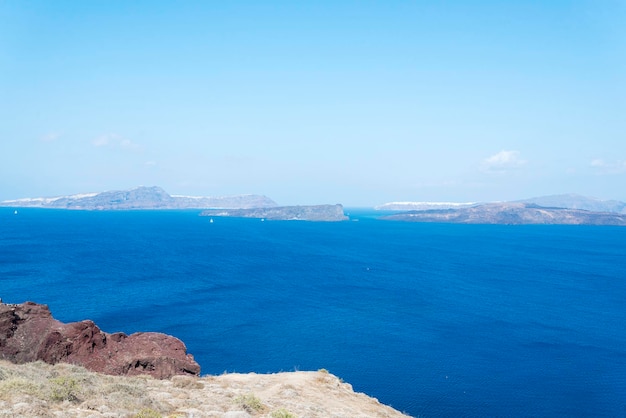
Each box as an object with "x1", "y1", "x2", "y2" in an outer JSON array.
[
  {"x1": 0, "y1": 302, "x2": 411, "y2": 417},
  {"x1": 0, "y1": 361, "x2": 411, "y2": 417},
  {"x1": 0, "y1": 301, "x2": 200, "y2": 379}
]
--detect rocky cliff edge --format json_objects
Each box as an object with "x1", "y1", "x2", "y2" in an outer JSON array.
[{"x1": 0, "y1": 301, "x2": 200, "y2": 379}]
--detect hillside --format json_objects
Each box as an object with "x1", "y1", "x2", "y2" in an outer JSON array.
[
  {"x1": 0, "y1": 360, "x2": 410, "y2": 418},
  {"x1": 382, "y1": 202, "x2": 626, "y2": 225},
  {"x1": 376, "y1": 194, "x2": 626, "y2": 215},
  {"x1": 0, "y1": 187, "x2": 277, "y2": 210},
  {"x1": 517, "y1": 194, "x2": 626, "y2": 214},
  {"x1": 200, "y1": 204, "x2": 349, "y2": 222}
]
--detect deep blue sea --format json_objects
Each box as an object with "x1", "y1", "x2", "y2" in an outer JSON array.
[{"x1": 1, "y1": 208, "x2": 626, "y2": 417}]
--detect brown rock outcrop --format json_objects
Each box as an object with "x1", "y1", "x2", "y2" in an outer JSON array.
[{"x1": 0, "y1": 301, "x2": 200, "y2": 379}]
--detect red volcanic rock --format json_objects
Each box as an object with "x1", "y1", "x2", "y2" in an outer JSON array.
[{"x1": 0, "y1": 301, "x2": 200, "y2": 379}]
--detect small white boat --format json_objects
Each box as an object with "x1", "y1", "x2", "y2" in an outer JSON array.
[
  {"x1": 14, "y1": 210, "x2": 18, "y2": 215},
  {"x1": 209, "y1": 218, "x2": 214, "y2": 223}
]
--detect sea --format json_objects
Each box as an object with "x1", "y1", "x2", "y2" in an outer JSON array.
[{"x1": 1, "y1": 208, "x2": 625, "y2": 417}]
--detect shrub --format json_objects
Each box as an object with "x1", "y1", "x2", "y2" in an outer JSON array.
[
  {"x1": 0, "y1": 378, "x2": 43, "y2": 399},
  {"x1": 49, "y1": 376, "x2": 80, "y2": 402},
  {"x1": 133, "y1": 408, "x2": 162, "y2": 418},
  {"x1": 271, "y1": 408, "x2": 297, "y2": 418},
  {"x1": 316, "y1": 368, "x2": 332, "y2": 384},
  {"x1": 234, "y1": 393, "x2": 265, "y2": 413},
  {"x1": 104, "y1": 382, "x2": 146, "y2": 397}
]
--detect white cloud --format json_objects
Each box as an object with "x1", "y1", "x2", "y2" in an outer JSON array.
[
  {"x1": 481, "y1": 150, "x2": 527, "y2": 173},
  {"x1": 590, "y1": 158, "x2": 626, "y2": 174},
  {"x1": 92, "y1": 133, "x2": 118, "y2": 147},
  {"x1": 92, "y1": 134, "x2": 141, "y2": 151}
]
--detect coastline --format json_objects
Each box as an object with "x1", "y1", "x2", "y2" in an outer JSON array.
[
  {"x1": 0, "y1": 301, "x2": 410, "y2": 416},
  {"x1": 0, "y1": 360, "x2": 411, "y2": 417}
]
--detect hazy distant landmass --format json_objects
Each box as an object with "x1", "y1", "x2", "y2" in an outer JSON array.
[
  {"x1": 1, "y1": 186, "x2": 348, "y2": 221},
  {"x1": 375, "y1": 194, "x2": 626, "y2": 225},
  {"x1": 382, "y1": 202, "x2": 626, "y2": 225},
  {"x1": 375, "y1": 201, "x2": 479, "y2": 211},
  {"x1": 5, "y1": 189, "x2": 625, "y2": 224},
  {"x1": 377, "y1": 194, "x2": 626, "y2": 214},
  {"x1": 0, "y1": 186, "x2": 277, "y2": 210},
  {"x1": 517, "y1": 194, "x2": 626, "y2": 214},
  {"x1": 201, "y1": 204, "x2": 349, "y2": 222}
]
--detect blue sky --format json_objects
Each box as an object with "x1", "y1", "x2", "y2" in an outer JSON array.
[{"x1": 1, "y1": 1, "x2": 624, "y2": 206}]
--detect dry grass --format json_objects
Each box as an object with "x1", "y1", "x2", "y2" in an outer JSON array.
[{"x1": 0, "y1": 360, "x2": 412, "y2": 417}]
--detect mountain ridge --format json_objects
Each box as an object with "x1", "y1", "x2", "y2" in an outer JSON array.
[
  {"x1": 0, "y1": 186, "x2": 277, "y2": 210},
  {"x1": 201, "y1": 204, "x2": 349, "y2": 222},
  {"x1": 377, "y1": 194, "x2": 626, "y2": 214},
  {"x1": 516, "y1": 193, "x2": 626, "y2": 214},
  {"x1": 382, "y1": 202, "x2": 626, "y2": 225}
]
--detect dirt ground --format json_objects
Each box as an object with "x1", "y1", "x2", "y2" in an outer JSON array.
[{"x1": 0, "y1": 360, "x2": 412, "y2": 417}]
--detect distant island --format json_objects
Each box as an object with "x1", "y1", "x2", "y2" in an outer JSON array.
[
  {"x1": 376, "y1": 194, "x2": 626, "y2": 225},
  {"x1": 515, "y1": 194, "x2": 626, "y2": 214},
  {"x1": 5, "y1": 188, "x2": 625, "y2": 225},
  {"x1": 1, "y1": 186, "x2": 350, "y2": 221},
  {"x1": 376, "y1": 201, "x2": 479, "y2": 211},
  {"x1": 381, "y1": 202, "x2": 626, "y2": 225},
  {"x1": 377, "y1": 194, "x2": 626, "y2": 215},
  {"x1": 201, "y1": 204, "x2": 349, "y2": 222},
  {"x1": 0, "y1": 186, "x2": 277, "y2": 210}
]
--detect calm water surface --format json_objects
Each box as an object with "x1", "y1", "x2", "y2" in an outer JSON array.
[{"x1": 1, "y1": 208, "x2": 625, "y2": 417}]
